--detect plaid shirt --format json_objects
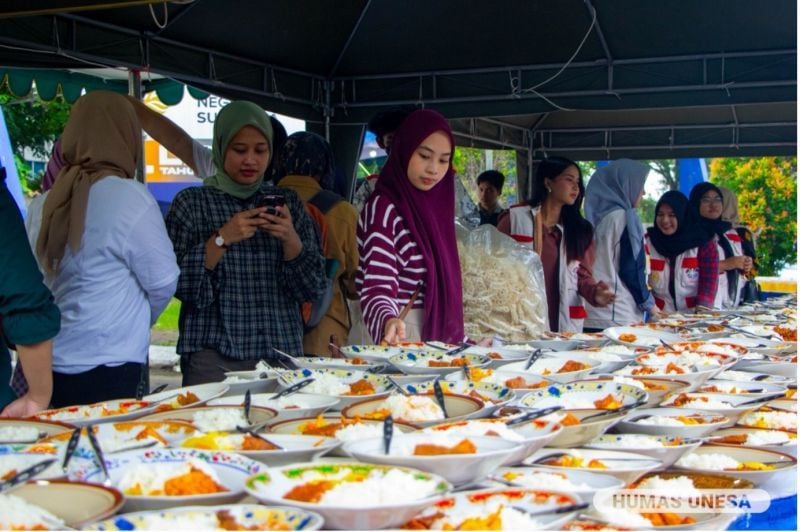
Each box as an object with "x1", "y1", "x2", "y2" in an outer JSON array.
[
  {"x1": 694, "y1": 239, "x2": 719, "y2": 309},
  {"x1": 165, "y1": 185, "x2": 326, "y2": 360}
]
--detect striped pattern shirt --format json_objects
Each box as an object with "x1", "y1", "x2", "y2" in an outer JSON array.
[{"x1": 357, "y1": 193, "x2": 426, "y2": 343}]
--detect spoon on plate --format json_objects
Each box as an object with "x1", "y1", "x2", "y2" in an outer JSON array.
[
  {"x1": 243, "y1": 389, "x2": 253, "y2": 425},
  {"x1": 433, "y1": 379, "x2": 449, "y2": 418},
  {"x1": 504, "y1": 405, "x2": 564, "y2": 426},
  {"x1": 270, "y1": 378, "x2": 315, "y2": 400},
  {"x1": 659, "y1": 339, "x2": 679, "y2": 351},
  {"x1": 511, "y1": 502, "x2": 590, "y2": 518},
  {"x1": 86, "y1": 424, "x2": 111, "y2": 486},
  {"x1": 581, "y1": 397, "x2": 647, "y2": 422},
  {"x1": 444, "y1": 343, "x2": 471, "y2": 356},
  {"x1": 386, "y1": 376, "x2": 411, "y2": 396},
  {"x1": 235, "y1": 426, "x2": 284, "y2": 450},
  {"x1": 383, "y1": 415, "x2": 394, "y2": 455},
  {"x1": 531, "y1": 451, "x2": 649, "y2": 465},
  {"x1": 524, "y1": 348, "x2": 543, "y2": 371},
  {"x1": 272, "y1": 348, "x2": 301, "y2": 370},
  {"x1": 0, "y1": 458, "x2": 57, "y2": 494}
]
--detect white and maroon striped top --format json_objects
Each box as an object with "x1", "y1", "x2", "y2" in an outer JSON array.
[{"x1": 356, "y1": 193, "x2": 427, "y2": 343}]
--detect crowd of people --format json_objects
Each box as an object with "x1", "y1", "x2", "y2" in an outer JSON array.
[{"x1": 0, "y1": 92, "x2": 759, "y2": 414}]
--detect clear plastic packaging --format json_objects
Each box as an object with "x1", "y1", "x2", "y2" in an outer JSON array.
[{"x1": 456, "y1": 221, "x2": 548, "y2": 342}]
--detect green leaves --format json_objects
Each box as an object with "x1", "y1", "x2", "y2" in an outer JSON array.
[{"x1": 709, "y1": 157, "x2": 797, "y2": 276}]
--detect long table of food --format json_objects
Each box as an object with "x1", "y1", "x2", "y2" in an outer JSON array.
[{"x1": 1, "y1": 296, "x2": 796, "y2": 531}]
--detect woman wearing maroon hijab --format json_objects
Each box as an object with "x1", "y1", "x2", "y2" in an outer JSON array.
[{"x1": 356, "y1": 109, "x2": 464, "y2": 344}]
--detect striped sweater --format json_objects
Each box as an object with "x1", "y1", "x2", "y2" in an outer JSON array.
[{"x1": 356, "y1": 193, "x2": 427, "y2": 343}]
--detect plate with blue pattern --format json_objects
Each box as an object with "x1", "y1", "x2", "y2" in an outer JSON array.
[{"x1": 84, "y1": 504, "x2": 324, "y2": 530}]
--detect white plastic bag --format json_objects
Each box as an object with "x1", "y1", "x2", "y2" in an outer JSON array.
[{"x1": 456, "y1": 221, "x2": 548, "y2": 341}]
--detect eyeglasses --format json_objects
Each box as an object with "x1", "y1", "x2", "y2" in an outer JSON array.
[{"x1": 700, "y1": 197, "x2": 723, "y2": 204}]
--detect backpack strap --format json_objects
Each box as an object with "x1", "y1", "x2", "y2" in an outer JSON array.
[{"x1": 308, "y1": 189, "x2": 343, "y2": 215}]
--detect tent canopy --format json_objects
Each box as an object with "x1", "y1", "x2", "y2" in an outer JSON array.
[{"x1": 0, "y1": 0, "x2": 795, "y2": 184}]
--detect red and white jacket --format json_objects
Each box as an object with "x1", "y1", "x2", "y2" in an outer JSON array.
[
  {"x1": 508, "y1": 204, "x2": 586, "y2": 333},
  {"x1": 645, "y1": 236, "x2": 701, "y2": 313},
  {"x1": 715, "y1": 230, "x2": 744, "y2": 309}
]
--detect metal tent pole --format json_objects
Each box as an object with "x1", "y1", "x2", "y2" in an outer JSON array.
[{"x1": 128, "y1": 69, "x2": 145, "y2": 184}]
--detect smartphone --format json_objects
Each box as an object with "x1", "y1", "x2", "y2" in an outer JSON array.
[{"x1": 259, "y1": 193, "x2": 285, "y2": 216}]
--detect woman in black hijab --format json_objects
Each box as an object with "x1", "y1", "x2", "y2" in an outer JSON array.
[
  {"x1": 646, "y1": 190, "x2": 718, "y2": 312},
  {"x1": 688, "y1": 183, "x2": 752, "y2": 309}
]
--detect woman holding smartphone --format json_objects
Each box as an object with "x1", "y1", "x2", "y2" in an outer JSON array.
[{"x1": 165, "y1": 101, "x2": 326, "y2": 385}]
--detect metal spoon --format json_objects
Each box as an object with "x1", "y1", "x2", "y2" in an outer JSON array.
[
  {"x1": 386, "y1": 376, "x2": 411, "y2": 396},
  {"x1": 61, "y1": 428, "x2": 82, "y2": 475},
  {"x1": 149, "y1": 383, "x2": 169, "y2": 395},
  {"x1": 235, "y1": 426, "x2": 284, "y2": 450},
  {"x1": 511, "y1": 502, "x2": 590, "y2": 518},
  {"x1": 433, "y1": 379, "x2": 449, "y2": 418},
  {"x1": 524, "y1": 348, "x2": 543, "y2": 371},
  {"x1": 270, "y1": 378, "x2": 315, "y2": 400},
  {"x1": 86, "y1": 424, "x2": 111, "y2": 486},
  {"x1": 444, "y1": 343, "x2": 471, "y2": 356},
  {"x1": 383, "y1": 415, "x2": 394, "y2": 455},
  {"x1": 0, "y1": 458, "x2": 57, "y2": 494},
  {"x1": 581, "y1": 398, "x2": 647, "y2": 422},
  {"x1": 735, "y1": 392, "x2": 788, "y2": 406},
  {"x1": 505, "y1": 405, "x2": 563, "y2": 426},
  {"x1": 659, "y1": 339, "x2": 679, "y2": 351},
  {"x1": 243, "y1": 389, "x2": 253, "y2": 425},
  {"x1": 272, "y1": 348, "x2": 300, "y2": 369},
  {"x1": 531, "y1": 451, "x2": 649, "y2": 465}
]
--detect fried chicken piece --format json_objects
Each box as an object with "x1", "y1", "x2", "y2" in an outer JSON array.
[{"x1": 414, "y1": 438, "x2": 477, "y2": 455}]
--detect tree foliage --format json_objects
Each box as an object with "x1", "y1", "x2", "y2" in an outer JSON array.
[
  {"x1": 1, "y1": 92, "x2": 71, "y2": 157},
  {"x1": 1, "y1": 88, "x2": 71, "y2": 194},
  {"x1": 708, "y1": 157, "x2": 797, "y2": 276}
]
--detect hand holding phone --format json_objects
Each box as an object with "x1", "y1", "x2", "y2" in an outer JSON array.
[{"x1": 259, "y1": 194, "x2": 286, "y2": 216}]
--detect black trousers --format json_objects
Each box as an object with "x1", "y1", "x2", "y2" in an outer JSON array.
[
  {"x1": 180, "y1": 348, "x2": 260, "y2": 386},
  {"x1": 50, "y1": 362, "x2": 145, "y2": 408}
]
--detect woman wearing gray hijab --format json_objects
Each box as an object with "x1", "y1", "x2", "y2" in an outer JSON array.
[{"x1": 583, "y1": 159, "x2": 661, "y2": 330}]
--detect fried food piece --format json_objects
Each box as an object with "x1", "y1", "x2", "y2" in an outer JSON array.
[
  {"x1": 558, "y1": 360, "x2": 588, "y2": 373},
  {"x1": 593, "y1": 393, "x2": 623, "y2": 410},
  {"x1": 504, "y1": 376, "x2": 547, "y2": 389},
  {"x1": 241, "y1": 434, "x2": 279, "y2": 451},
  {"x1": 346, "y1": 379, "x2": 376, "y2": 395},
  {"x1": 665, "y1": 362, "x2": 685, "y2": 374},
  {"x1": 403, "y1": 511, "x2": 446, "y2": 529},
  {"x1": 737, "y1": 461, "x2": 775, "y2": 471},
  {"x1": 468, "y1": 367, "x2": 493, "y2": 381},
  {"x1": 712, "y1": 434, "x2": 748, "y2": 445},
  {"x1": 177, "y1": 391, "x2": 200, "y2": 406},
  {"x1": 561, "y1": 413, "x2": 581, "y2": 426},
  {"x1": 414, "y1": 438, "x2": 477, "y2": 455},
  {"x1": 284, "y1": 480, "x2": 335, "y2": 503},
  {"x1": 162, "y1": 467, "x2": 227, "y2": 495},
  {"x1": 670, "y1": 393, "x2": 695, "y2": 407},
  {"x1": 643, "y1": 513, "x2": 695, "y2": 526},
  {"x1": 428, "y1": 358, "x2": 470, "y2": 367},
  {"x1": 619, "y1": 333, "x2": 637, "y2": 343}
]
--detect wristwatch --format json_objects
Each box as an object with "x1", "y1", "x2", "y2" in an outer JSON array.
[{"x1": 213, "y1": 231, "x2": 228, "y2": 249}]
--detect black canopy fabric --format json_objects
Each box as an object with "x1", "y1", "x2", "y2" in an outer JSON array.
[{"x1": 0, "y1": 0, "x2": 795, "y2": 187}]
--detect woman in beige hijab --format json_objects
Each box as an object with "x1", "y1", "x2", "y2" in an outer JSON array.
[{"x1": 30, "y1": 91, "x2": 179, "y2": 408}]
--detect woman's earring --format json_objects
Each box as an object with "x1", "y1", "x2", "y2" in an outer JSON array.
[{"x1": 546, "y1": 187, "x2": 552, "y2": 193}]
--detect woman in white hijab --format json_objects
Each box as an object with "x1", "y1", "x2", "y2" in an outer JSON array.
[{"x1": 583, "y1": 159, "x2": 661, "y2": 330}]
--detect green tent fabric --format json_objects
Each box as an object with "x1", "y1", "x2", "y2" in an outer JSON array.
[{"x1": 1, "y1": 68, "x2": 208, "y2": 104}]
